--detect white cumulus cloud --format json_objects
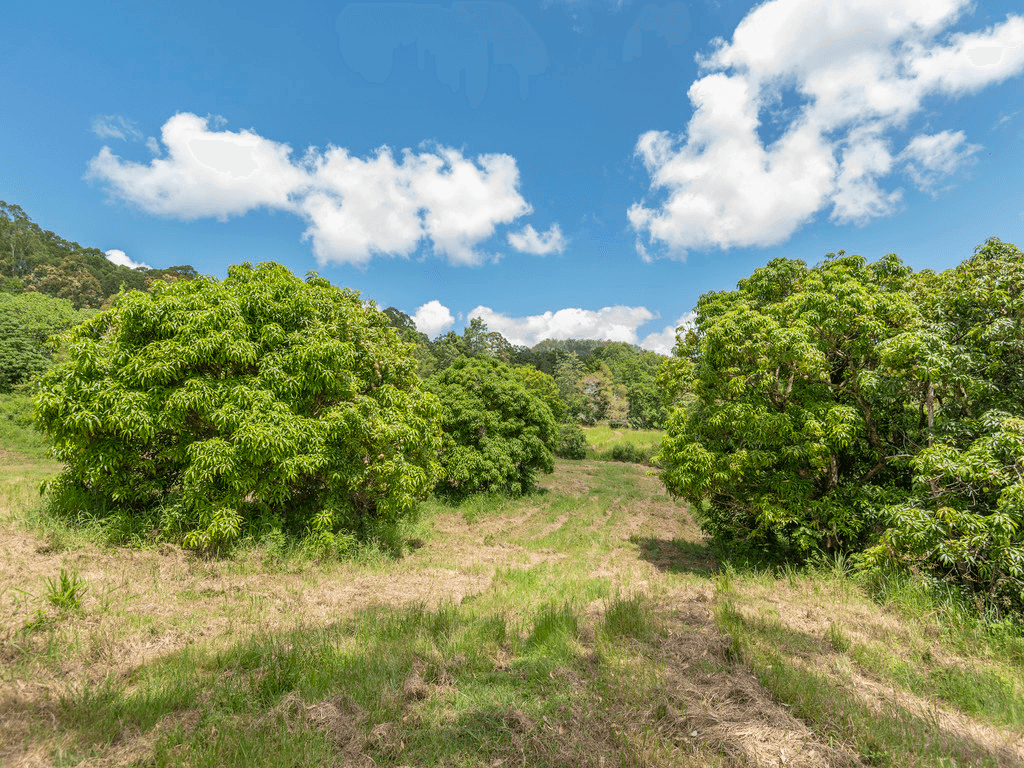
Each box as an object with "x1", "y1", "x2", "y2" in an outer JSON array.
[
  {"x1": 88, "y1": 113, "x2": 308, "y2": 220},
  {"x1": 638, "y1": 311, "x2": 695, "y2": 355},
  {"x1": 104, "y1": 249, "x2": 151, "y2": 270},
  {"x1": 630, "y1": 0, "x2": 1024, "y2": 258},
  {"x1": 469, "y1": 305, "x2": 655, "y2": 347},
  {"x1": 412, "y1": 300, "x2": 456, "y2": 337},
  {"x1": 88, "y1": 113, "x2": 546, "y2": 267},
  {"x1": 507, "y1": 223, "x2": 567, "y2": 255}
]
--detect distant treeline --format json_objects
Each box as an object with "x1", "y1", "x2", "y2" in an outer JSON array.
[
  {"x1": 383, "y1": 311, "x2": 670, "y2": 429},
  {"x1": 0, "y1": 201, "x2": 674, "y2": 431},
  {"x1": 0, "y1": 200, "x2": 197, "y2": 308}
]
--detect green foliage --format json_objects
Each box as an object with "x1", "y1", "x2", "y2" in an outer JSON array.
[
  {"x1": 626, "y1": 381, "x2": 668, "y2": 430},
  {"x1": 0, "y1": 392, "x2": 47, "y2": 456},
  {"x1": 608, "y1": 442, "x2": 652, "y2": 465},
  {"x1": 425, "y1": 357, "x2": 556, "y2": 499},
  {"x1": 554, "y1": 423, "x2": 587, "y2": 460},
  {"x1": 0, "y1": 291, "x2": 87, "y2": 391},
  {"x1": 658, "y1": 240, "x2": 1024, "y2": 614},
  {"x1": 383, "y1": 306, "x2": 437, "y2": 376},
  {"x1": 34, "y1": 262, "x2": 442, "y2": 551},
  {"x1": 0, "y1": 199, "x2": 197, "y2": 309},
  {"x1": 659, "y1": 251, "x2": 924, "y2": 560},
  {"x1": 514, "y1": 365, "x2": 566, "y2": 422},
  {"x1": 553, "y1": 352, "x2": 588, "y2": 423},
  {"x1": 863, "y1": 412, "x2": 1024, "y2": 613},
  {"x1": 45, "y1": 568, "x2": 87, "y2": 612}
]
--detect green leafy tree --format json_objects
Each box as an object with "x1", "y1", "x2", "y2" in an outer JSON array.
[
  {"x1": 513, "y1": 365, "x2": 566, "y2": 422},
  {"x1": 431, "y1": 331, "x2": 469, "y2": 372},
  {"x1": 658, "y1": 240, "x2": 1024, "y2": 613},
  {"x1": 864, "y1": 411, "x2": 1024, "y2": 612},
  {"x1": 657, "y1": 253, "x2": 924, "y2": 560},
  {"x1": 425, "y1": 357, "x2": 556, "y2": 499},
  {"x1": 24, "y1": 261, "x2": 104, "y2": 309},
  {"x1": 35, "y1": 262, "x2": 443, "y2": 551},
  {"x1": 862, "y1": 240, "x2": 1024, "y2": 611},
  {"x1": 554, "y1": 423, "x2": 588, "y2": 460},
  {"x1": 462, "y1": 317, "x2": 492, "y2": 357},
  {"x1": 0, "y1": 292, "x2": 85, "y2": 391},
  {"x1": 1, "y1": 199, "x2": 197, "y2": 310},
  {"x1": 553, "y1": 352, "x2": 587, "y2": 423},
  {"x1": 580, "y1": 367, "x2": 612, "y2": 425},
  {"x1": 626, "y1": 381, "x2": 668, "y2": 430},
  {"x1": 383, "y1": 306, "x2": 437, "y2": 376}
]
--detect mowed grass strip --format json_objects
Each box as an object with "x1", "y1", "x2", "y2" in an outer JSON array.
[
  {"x1": 5, "y1": 435, "x2": 1024, "y2": 768},
  {"x1": 43, "y1": 596, "x2": 715, "y2": 768},
  {"x1": 712, "y1": 568, "x2": 1024, "y2": 768}
]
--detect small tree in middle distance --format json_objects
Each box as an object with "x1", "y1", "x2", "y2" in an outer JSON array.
[{"x1": 425, "y1": 357, "x2": 557, "y2": 499}]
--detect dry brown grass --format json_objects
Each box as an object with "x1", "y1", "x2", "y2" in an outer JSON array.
[{"x1": 657, "y1": 588, "x2": 864, "y2": 768}]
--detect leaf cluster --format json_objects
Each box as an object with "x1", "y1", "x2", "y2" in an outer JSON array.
[{"x1": 658, "y1": 240, "x2": 1024, "y2": 613}]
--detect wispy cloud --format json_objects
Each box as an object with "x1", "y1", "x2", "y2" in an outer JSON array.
[
  {"x1": 91, "y1": 115, "x2": 143, "y2": 142},
  {"x1": 507, "y1": 223, "x2": 567, "y2": 255},
  {"x1": 901, "y1": 130, "x2": 981, "y2": 195}
]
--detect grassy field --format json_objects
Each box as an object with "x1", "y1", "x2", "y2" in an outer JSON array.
[
  {"x1": 581, "y1": 425, "x2": 665, "y2": 465},
  {"x1": 581, "y1": 425, "x2": 665, "y2": 453},
  {"x1": 2, "y1": 425, "x2": 1022, "y2": 767}
]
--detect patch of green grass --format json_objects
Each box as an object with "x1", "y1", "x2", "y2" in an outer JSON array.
[
  {"x1": 45, "y1": 568, "x2": 88, "y2": 612},
  {"x1": 581, "y1": 425, "x2": 664, "y2": 452},
  {"x1": 850, "y1": 641, "x2": 1023, "y2": 729},
  {"x1": 714, "y1": 597, "x2": 1016, "y2": 767},
  {"x1": 860, "y1": 567, "x2": 1024, "y2": 669},
  {"x1": 51, "y1": 600, "x2": 707, "y2": 768},
  {"x1": 602, "y1": 593, "x2": 662, "y2": 642},
  {"x1": 0, "y1": 390, "x2": 48, "y2": 457}
]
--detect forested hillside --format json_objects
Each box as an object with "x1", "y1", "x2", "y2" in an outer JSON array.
[
  {"x1": 0, "y1": 201, "x2": 197, "y2": 308},
  {"x1": 1, "y1": 202, "x2": 670, "y2": 431}
]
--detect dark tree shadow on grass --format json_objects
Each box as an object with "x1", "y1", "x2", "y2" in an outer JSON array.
[{"x1": 630, "y1": 535, "x2": 718, "y2": 576}]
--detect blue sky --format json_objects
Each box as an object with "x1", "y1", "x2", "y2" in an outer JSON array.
[{"x1": 2, "y1": 0, "x2": 1023, "y2": 352}]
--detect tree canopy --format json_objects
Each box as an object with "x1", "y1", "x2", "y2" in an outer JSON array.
[
  {"x1": 0, "y1": 291, "x2": 88, "y2": 392},
  {"x1": 424, "y1": 357, "x2": 557, "y2": 499},
  {"x1": 657, "y1": 240, "x2": 1024, "y2": 613},
  {"x1": 35, "y1": 262, "x2": 443, "y2": 551}
]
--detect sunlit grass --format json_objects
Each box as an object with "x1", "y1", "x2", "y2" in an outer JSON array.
[{"x1": 3, "y1": 438, "x2": 1023, "y2": 768}]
